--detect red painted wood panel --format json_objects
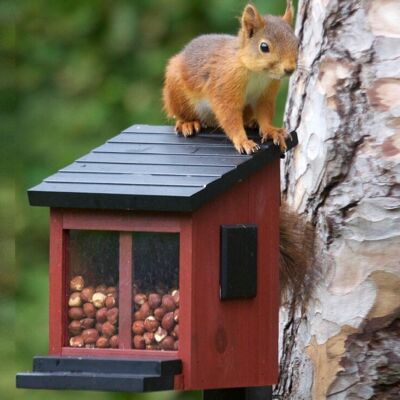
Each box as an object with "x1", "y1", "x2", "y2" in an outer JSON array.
[
  {"x1": 186, "y1": 159, "x2": 280, "y2": 390},
  {"x1": 175, "y1": 218, "x2": 193, "y2": 390},
  {"x1": 118, "y1": 232, "x2": 133, "y2": 350},
  {"x1": 63, "y1": 209, "x2": 183, "y2": 232},
  {"x1": 49, "y1": 209, "x2": 67, "y2": 354},
  {"x1": 249, "y1": 159, "x2": 280, "y2": 384}
]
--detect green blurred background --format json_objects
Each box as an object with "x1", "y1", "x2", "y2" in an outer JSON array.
[{"x1": 3, "y1": 0, "x2": 294, "y2": 399}]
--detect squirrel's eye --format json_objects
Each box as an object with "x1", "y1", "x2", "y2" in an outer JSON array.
[{"x1": 260, "y1": 42, "x2": 270, "y2": 53}]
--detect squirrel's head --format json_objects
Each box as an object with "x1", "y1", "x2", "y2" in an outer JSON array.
[{"x1": 238, "y1": 2, "x2": 298, "y2": 79}]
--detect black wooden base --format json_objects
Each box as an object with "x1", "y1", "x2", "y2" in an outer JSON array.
[
  {"x1": 203, "y1": 386, "x2": 272, "y2": 400},
  {"x1": 16, "y1": 356, "x2": 182, "y2": 393}
]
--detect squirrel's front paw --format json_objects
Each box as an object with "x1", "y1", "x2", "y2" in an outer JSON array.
[
  {"x1": 259, "y1": 125, "x2": 288, "y2": 151},
  {"x1": 175, "y1": 120, "x2": 201, "y2": 137},
  {"x1": 234, "y1": 138, "x2": 260, "y2": 155}
]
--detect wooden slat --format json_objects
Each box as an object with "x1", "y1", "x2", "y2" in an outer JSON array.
[
  {"x1": 121, "y1": 125, "x2": 261, "y2": 140},
  {"x1": 110, "y1": 133, "x2": 234, "y2": 146},
  {"x1": 123, "y1": 125, "x2": 176, "y2": 134},
  {"x1": 77, "y1": 152, "x2": 248, "y2": 167},
  {"x1": 60, "y1": 162, "x2": 231, "y2": 177},
  {"x1": 45, "y1": 172, "x2": 218, "y2": 187},
  {"x1": 94, "y1": 142, "x2": 245, "y2": 156},
  {"x1": 49, "y1": 209, "x2": 66, "y2": 355},
  {"x1": 62, "y1": 210, "x2": 183, "y2": 232},
  {"x1": 119, "y1": 233, "x2": 133, "y2": 350},
  {"x1": 33, "y1": 182, "x2": 200, "y2": 196}
]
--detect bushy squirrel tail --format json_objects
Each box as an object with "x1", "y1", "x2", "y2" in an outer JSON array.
[{"x1": 280, "y1": 204, "x2": 317, "y2": 306}]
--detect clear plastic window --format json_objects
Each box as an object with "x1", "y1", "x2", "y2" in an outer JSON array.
[
  {"x1": 67, "y1": 230, "x2": 119, "y2": 349},
  {"x1": 66, "y1": 230, "x2": 179, "y2": 351},
  {"x1": 132, "y1": 233, "x2": 179, "y2": 351}
]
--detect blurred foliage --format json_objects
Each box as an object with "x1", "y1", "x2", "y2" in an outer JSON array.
[{"x1": 3, "y1": 0, "x2": 295, "y2": 399}]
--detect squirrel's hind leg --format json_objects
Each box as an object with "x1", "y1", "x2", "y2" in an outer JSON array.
[{"x1": 163, "y1": 56, "x2": 203, "y2": 137}]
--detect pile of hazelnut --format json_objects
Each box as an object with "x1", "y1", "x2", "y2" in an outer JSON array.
[
  {"x1": 132, "y1": 289, "x2": 179, "y2": 351},
  {"x1": 67, "y1": 276, "x2": 179, "y2": 351},
  {"x1": 68, "y1": 275, "x2": 119, "y2": 349}
]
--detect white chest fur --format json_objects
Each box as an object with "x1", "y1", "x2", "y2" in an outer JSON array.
[
  {"x1": 245, "y1": 72, "x2": 272, "y2": 107},
  {"x1": 193, "y1": 72, "x2": 272, "y2": 125}
]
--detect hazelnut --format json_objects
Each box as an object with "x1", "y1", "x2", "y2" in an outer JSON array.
[
  {"x1": 137, "y1": 302, "x2": 151, "y2": 319},
  {"x1": 109, "y1": 335, "x2": 119, "y2": 348},
  {"x1": 69, "y1": 335, "x2": 84, "y2": 347},
  {"x1": 68, "y1": 320, "x2": 82, "y2": 336},
  {"x1": 133, "y1": 335, "x2": 146, "y2": 349},
  {"x1": 83, "y1": 302, "x2": 96, "y2": 318},
  {"x1": 85, "y1": 344, "x2": 96, "y2": 348},
  {"x1": 134, "y1": 293, "x2": 147, "y2": 306},
  {"x1": 154, "y1": 327, "x2": 168, "y2": 343},
  {"x1": 105, "y1": 295, "x2": 117, "y2": 309},
  {"x1": 132, "y1": 320, "x2": 145, "y2": 335},
  {"x1": 171, "y1": 290, "x2": 180, "y2": 306},
  {"x1": 161, "y1": 312, "x2": 175, "y2": 332},
  {"x1": 96, "y1": 307, "x2": 108, "y2": 323},
  {"x1": 70, "y1": 276, "x2": 84, "y2": 291},
  {"x1": 148, "y1": 293, "x2": 162, "y2": 309},
  {"x1": 96, "y1": 337, "x2": 109, "y2": 348},
  {"x1": 68, "y1": 307, "x2": 84, "y2": 320},
  {"x1": 174, "y1": 340, "x2": 179, "y2": 351},
  {"x1": 144, "y1": 316, "x2": 159, "y2": 333},
  {"x1": 173, "y1": 309, "x2": 179, "y2": 323},
  {"x1": 82, "y1": 328, "x2": 99, "y2": 344},
  {"x1": 171, "y1": 324, "x2": 179, "y2": 339},
  {"x1": 134, "y1": 311, "x2": 143, "y2": 321},
  {"x1": 68, "y1": 292, "x2": 82, "y2": 307},
  {"x1": 102, "y1": 321, "x2": 116, "y2": 338},
  {"x1": 146, "y1": 344, "x2": 160, "y2": 350},
  {"x1": 80, "y1": 318, "x2": 95, "y2": 329},
  {"x1": 162, "y1": 295, "x2": 176, "y2": 312},
  {"x1": 80, "y1": 287, "x2": 95, "y2": 303},
  {"x1": 95, "y1": 322, "x2": 103, "y2": 332},
  {"x1": 143, "y1": 332, "x2": 155, "y2": 345},
  {"x1": 106, "y1": 307, "x2": 119, "y2": 325},
  {"x1": 106, "y1": 286, "x2": 118, "y2": 296},
  {"x1": 154, "y1": 307, "x2": 167, "y2": 321},
  {"x1": 92, "y1": 292, "x2": 107, "y2": 308},
  {"x1": 95, "y1": 284, "x2": 108, "y2": 295},
  {"x1": 160, "y1": 336, "x2": 175, "y2": 351}
]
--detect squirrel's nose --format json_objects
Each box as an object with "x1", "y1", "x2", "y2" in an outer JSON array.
[{"x1": 284, "y1": 68, "x2": 295, "y2": 75}]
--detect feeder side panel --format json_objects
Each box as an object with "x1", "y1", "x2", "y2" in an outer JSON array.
[
  {"x1": 189, "y1": 174, "x2": 250, "y2": 389},
  {"x1": 187, "y1": 159, "x2": 280, "y2": 390},
  {"x1": 249, "y1": 158, "x2": 280, "y2": 384}
]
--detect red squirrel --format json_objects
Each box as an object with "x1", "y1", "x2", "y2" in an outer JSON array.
[
  {"x1": 163, "y1": 3, "x2": 314, "y2": 304},
  {"x1": 163, "y1": 1, "x2": 298, "y2": 154}
]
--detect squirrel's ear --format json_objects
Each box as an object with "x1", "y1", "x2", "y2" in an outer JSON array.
[
  {"x1": 241, "y1": 4, "x2": 265, "y2": 38},
  {"x1": 282, "y1": 0, "x2": 294, "y2": 26}
]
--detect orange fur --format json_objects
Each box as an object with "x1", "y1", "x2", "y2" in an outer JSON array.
[{"x1": 163, "y1": 3, "x2": 298, "y2": 154}]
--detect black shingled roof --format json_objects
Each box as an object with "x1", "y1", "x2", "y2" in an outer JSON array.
[{"x1": 28, "y1": 125, "x2": 298, "y2": 212}]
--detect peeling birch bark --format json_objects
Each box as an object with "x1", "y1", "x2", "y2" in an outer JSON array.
[{"x1": 277, "y1": 0, "x2": 400, "y2": 398}]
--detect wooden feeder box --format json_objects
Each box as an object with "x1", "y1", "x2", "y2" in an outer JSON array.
[{"x1": 17, "y1": 125, "x2": 297, "y2": 393}]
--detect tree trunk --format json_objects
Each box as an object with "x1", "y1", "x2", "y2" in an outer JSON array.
[{"x1": 277, "y1": 0, "x2": 400, "y2": 399}]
